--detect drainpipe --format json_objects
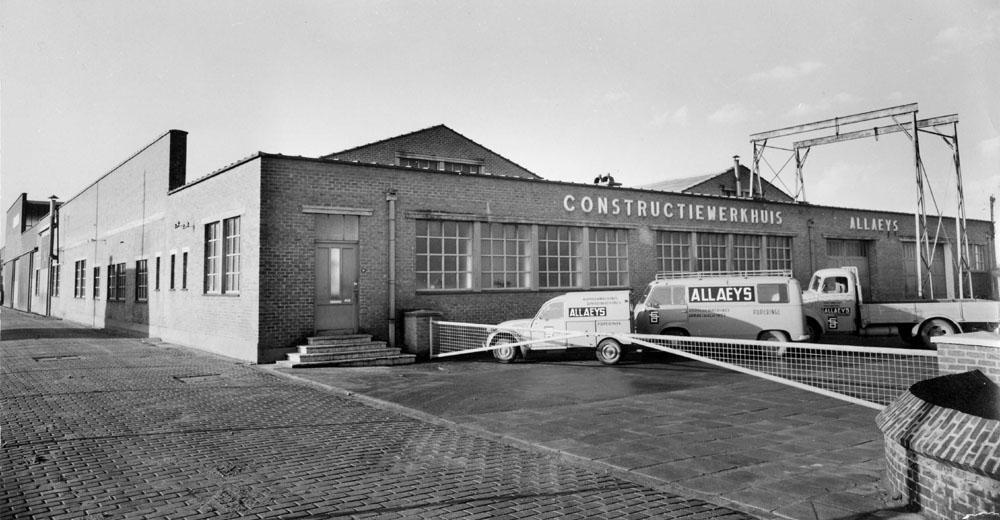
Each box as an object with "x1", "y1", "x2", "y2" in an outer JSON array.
[
  {"x1": 386, "y1": 189, "x2": 398, "y2": 348},
  {"x1": 733, "y1": 156, "x2": 742, "y2": 197},
  {"x1": 46, "y1": 195, "x2": 59, "y2": 317}
]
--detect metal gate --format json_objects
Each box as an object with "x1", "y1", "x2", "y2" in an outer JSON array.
[{"x1": 429, "y1": 321, "x2": 938, "y2": 410}]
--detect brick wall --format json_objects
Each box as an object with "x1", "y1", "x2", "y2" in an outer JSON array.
[
  {"x1": 934, "y1": 332, "x2": 1000, "y2": 384},
  {"x1": 256, "y1": 154, "x2": 995, "y2": 354},
  {"x1": 877, "y1": 380, "x2": 1000, "y2": 519},
  {"x1": 31, "y1": 130, "x2": 264, "y2": 363}
]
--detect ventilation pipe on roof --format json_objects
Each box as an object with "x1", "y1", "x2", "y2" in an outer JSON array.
[{"x1": 733, "y1": 156, "x2": 742, "y2": 198}]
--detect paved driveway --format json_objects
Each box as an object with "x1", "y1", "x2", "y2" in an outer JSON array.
[{"x1": 273, "y1": 350, "x2": 916, "y2": 519}]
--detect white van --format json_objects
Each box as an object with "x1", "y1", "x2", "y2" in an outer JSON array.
[
  {"x1": 632, "y1": 271, "x2": 808, "y2": 342},
  {"x1": 486, "y1": 290, "x2": 633, "y2": 365}
]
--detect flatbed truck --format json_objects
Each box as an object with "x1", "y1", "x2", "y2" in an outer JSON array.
[{"x1": 802, "y1": 267, "x2": 1000, "y2": 348}]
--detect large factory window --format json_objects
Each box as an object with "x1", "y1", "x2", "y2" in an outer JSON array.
[
  {"x1": 416, "y1": 220, "x2": 473, "y2": 290},
  {"x1": 589, "y1": 228, "x2": 628, "y2": 287},
  {"x1": 417, "y1": 220, "x2": 630, "y2": 292},
  {"x1": 481, "y1": 223, "x2": 531, "y2": 289},
  {"x1": 696, "y1": 233, "x2": 728, "y2": 272},
  {"x1": 93, "y1": 266, "x2": 100, "y2": 299},
  {"x1": 656, "y1": 231, "x2": 792, "y2": 274},
  {"x1": 732, "y1": 235, "x2": 762, "y2": 271},
  {"x1": 656, "y1": 231, "x2": 691, "y2": 273},
  {"x1": 766, "y1": 236, "x2": 793, "y2": 271},
  {"x1": 538, "y1": 225, "x2": 582, "y2": 288}
]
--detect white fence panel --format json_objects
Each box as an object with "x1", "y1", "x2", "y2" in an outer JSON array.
[
  {"x1": 430, "y1": 321, "x2": 588, "y2": 358},
  {"x1": 628, "y1": 334, "x2": 938, "y2": 410}
]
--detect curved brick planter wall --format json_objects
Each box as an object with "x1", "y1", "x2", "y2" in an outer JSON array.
[{"x1": 876, "y1": 370, "x2": 1000, "y2": 519}]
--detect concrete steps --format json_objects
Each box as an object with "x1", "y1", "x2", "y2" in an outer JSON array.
[{"x1": 276, "y1": 334, "x2": 415, "y2": 368}]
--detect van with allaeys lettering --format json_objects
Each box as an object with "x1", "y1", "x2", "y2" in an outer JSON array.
[
  {"x1": 486, "y1": 290, "x2": 634, "y2": 365},
  {"x1": 632, "y1": 270, "x2": 809, "y2": 345}
]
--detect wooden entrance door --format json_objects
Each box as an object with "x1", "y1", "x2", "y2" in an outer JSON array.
[{"x1": 315, "y1": 243, "x2": 358, "y2": 334}]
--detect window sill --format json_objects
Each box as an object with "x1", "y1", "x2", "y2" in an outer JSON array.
[{"x1": 203, "y1": 293, "x2": 240, "y2": 297}]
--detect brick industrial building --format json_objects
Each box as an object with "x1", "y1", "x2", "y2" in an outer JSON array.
[{"x1": 3, "y1": 125, "x2": 997, "y2": 363}]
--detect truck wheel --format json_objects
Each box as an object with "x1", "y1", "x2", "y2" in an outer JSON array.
[
  {"x1": 898, "y1": 326, "x2": 922, "y2": 347},
  {"x1": 759, "y1": 330, "x2": 790, "y2": 357},
  {"x1": 491, "y1": 337, "x2": 521, "y2": 363},
  {"x1": 806, "y1": 319, "x2": 823, "y2": 343},
  {"x1": 596, "y1": 338, "x2": 623, "y2": 365},
  {"x1": 918, "y1": 319, "x2": 957, "y2": 349}
]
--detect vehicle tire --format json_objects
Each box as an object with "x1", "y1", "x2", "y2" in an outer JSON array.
[
  {"x1": 491, "y1": 337, "x2": 521, "y2": 363},
  {"x1": 806, "y1": 319, "x2": 823, "y2": 343},
  {"x1": 759, "y1": 330, "x2": 790, "y2": 357},
  {"x1": 595, "y1": 338, "x2": 623, "y2": 365},
  {"x1": 897, "y1": 325, "x2": 922, "y2": 347},
  {"x1": 918, "y1": 319, "x2": 958, "y2": 349}
]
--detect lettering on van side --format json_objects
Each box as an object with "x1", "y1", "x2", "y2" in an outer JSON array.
[
  {"x1": 823, "y1": 307, "x2": 852, "y2": 315},
  {"x1": 687, "y1": 286, "x2": 755, "y2": 303},
  {"x1": 568, "y1": 307, "x2": 607, "y2": 318}
]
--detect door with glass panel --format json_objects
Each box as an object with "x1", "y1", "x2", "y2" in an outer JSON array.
[{"x1": 315, "y1": 243, "x2": 358, "y2": 334}]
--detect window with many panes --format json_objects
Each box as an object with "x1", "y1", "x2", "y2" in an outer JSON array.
[
  {"x1": 93, "y1": 266, "x2": 100, "y2": 299},
  {"x1": 136, "y1": 260, "x2": 148, "y2": 302},
  {"x1": 538, "y1": 225, "x2": 582, "y2": 288},
  {"x1": 223, "y1": 217, "x2": 241, "y2": 293},
  {"x1": 182, "y1": 252, "x2": 188, "y2": 290},
  {"x1": 657, "y1": 231, "x2": 691, "y2": 273},
  {"x1": 732, "y1": 235, "x2": 762, "y2": 271},
  {"x1": 971, "y1": 244, "x2": 986, "y2": 271},
  {"x1": 205, "y1": 222, "x2": 221, "y2": 292},
  {"x1": 53, "y1": 263, "x2": 60, "y2": 297},
  {"x1": 170, "y1": 254, "x2": 176, "y2": 290},
  {"x1": 107, "y1": 263, "x2": 126, "y2": 301},
  {"x1": 481, "y1": 223, "x2": 531, "y2": 289},
  {"x1": 155, "y1": 257, "x2": 161, "y2": 291},
  {"x1": 589, "y1": 228, "x2": 628, "y2": 287},
  {"x1": 696, "y1": 233, "x2": 728, "y2": 272},
  {"x1": 416, "y1": 220, "x2": 473, "y2": 290},
  {"x1": 115, "y1": 263, "x2": 126, "y2": 300},
  {"x1": 74, "y1": 260, "x2": 86, "y2": 298},
  {"x1": 766, "y1": 236, "x2": 793, "y2": 271}
]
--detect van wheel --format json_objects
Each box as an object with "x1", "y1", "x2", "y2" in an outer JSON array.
[
  {"x1": 491, "y1": 338, "x2": 521, "y2": 363},
  {"x1": 759, "y1": 330, "x2": 789, "y2": 357},
  {"x1": 806, "y1": 319, "x2": 822, "y2": 343},
  {"x1": 596, "y1": 339, "x2": 623, "y2": 365},
  {"x1": 918, "y1": 319, "x2": 957, "y2": 349}
]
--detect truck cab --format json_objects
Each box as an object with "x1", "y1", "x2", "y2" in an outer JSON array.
[{"x1": 801, "y1": 268, "x2": 861, "y2": 339}]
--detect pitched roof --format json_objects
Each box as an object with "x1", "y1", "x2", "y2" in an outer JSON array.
[
  {"x1": 636, "y1": 173, "x2": 719, "y2": 192},
  {"x1": 322, "y1": 124, "x2": 542, "y2": 179}
]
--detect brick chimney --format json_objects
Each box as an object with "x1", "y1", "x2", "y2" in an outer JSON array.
[{"x1": 168, "y1": 130, "x2": 188, "y2": 191}]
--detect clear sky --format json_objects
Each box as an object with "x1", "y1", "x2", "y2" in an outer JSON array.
[{"x1": 2, "y1": 0, "x2": 998, "y2": 246}]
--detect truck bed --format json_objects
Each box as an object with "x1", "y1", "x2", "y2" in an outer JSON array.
[{"x1": 863, "y1": 299, "x2": 1000, "y2": 324}]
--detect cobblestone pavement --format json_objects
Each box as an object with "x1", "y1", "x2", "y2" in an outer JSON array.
[{"x1": 1, "y1": 310, "x2": 753, "y2": 519}]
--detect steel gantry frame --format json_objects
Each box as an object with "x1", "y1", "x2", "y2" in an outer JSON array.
[{"x1": 749, "y1": 103, "x2": 972, "y2": 299}]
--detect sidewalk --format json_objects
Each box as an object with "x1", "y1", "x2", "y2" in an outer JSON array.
[{"x1": 2, "y1": 310, "x2": 753, "y2": 519}]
